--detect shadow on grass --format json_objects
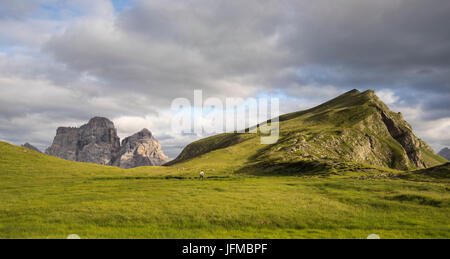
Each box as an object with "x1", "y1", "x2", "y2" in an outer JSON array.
[
  {"x1": 387, "y1": 194, "x2": 444, "y2": 208},
  {"x1": 235, "y1": 159, "x2": 335, "y2": 177},
  {"x1": 231, "y1": 137, "x2": 336, "y2": 176},
  {"x1": 397, "y1": 163, "x2": 450, "y2": 182},
  {"x1": 415, "y1": 163, "x2": 450, "y2": 179}
]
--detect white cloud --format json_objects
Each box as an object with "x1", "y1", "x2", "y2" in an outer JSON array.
[
  {"x1": 416, "y1": 118, "x2": 450, "y2": 149},
  {"x1": 383, "y1": 98, "x2": 450, "y2": 152},
  {"x1": 377, "y1": 89, "x2": 400, "y2": 105}
]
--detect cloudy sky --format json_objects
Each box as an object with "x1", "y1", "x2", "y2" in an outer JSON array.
[{"x1": 0, "y1": 0, "x2": 449, "y2": 158}]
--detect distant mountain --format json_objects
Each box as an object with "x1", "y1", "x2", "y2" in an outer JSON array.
[
  {"x1": 439, "y1": 148, "x2": 450, "y2": 161},
  {"x1": 21, "y1": 143, "x2": 42, "y2": 153},
  {"x1": 168, "y1": 89, "x2": 446, "y2": 172},
  {"x1": 46, "y1": 117, "x2": 168, "y2": 168},
  {"x1": 113, "y1": 128, "x2": 169, "y2": 169},
  {"x1": 46, "y1": 117, "x2": 121, "y2": 165}
]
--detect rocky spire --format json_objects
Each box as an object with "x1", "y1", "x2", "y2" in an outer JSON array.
[
  {"x1": 46, "y1": 117, "x2": 121, "y2": 166},
  {"x1": 114, "y1": 128, "x2": 169, "y2": 169}
]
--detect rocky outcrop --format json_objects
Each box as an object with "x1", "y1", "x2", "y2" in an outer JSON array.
[
  {"x1": 45, "y1": 127, "x2": 79, "y2": 161},
  {"x1": 46, "y1": 117, "x2": 120, "y2": 165},
  {"x1": 22, "y1": 143, "x2": 42, "y2": 153},
  {"x1": 372, "y1": 104, "x2": 426, "y2": 168},
  {"x1": 439, "y1": 148, "x2": 450, "y2": 161},
  {"x1": 76, "y1": 117, "x2": 121, "y2": 165},
  {"x1": 46, "y1": 117, "x2": 121, "y2": 165},
  {"x1": 114, "y1": 129, "x2": 169, "y2": 169},
  {"x1": 46, "y1": 117, "x2": 168, "y2": 168}
]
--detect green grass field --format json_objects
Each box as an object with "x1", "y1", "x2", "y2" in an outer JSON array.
[{"x1": 0, "y1": 141, "x2": 449, "y2": 239}]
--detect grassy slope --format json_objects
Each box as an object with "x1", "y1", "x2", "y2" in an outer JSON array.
[
  {"x1": 168, "y1": 90, "x2": 445, "y2": 174},
  {"x1": 1, "y1": 141, "x2": 449, "y2": 239}
]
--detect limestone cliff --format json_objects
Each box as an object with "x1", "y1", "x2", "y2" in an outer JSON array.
[
  {"x1": 46, "y1": 117, "x2": 168, "y2": 168},
  {"x1": 45, "y1": 127, "x2": 80, "y2": 161},
  {"x1": 75, "y1": 117, "x2": 121, "y2": 165},
  {"x1": 114, "y1": 129, "x2": 169, "y2": 169}
]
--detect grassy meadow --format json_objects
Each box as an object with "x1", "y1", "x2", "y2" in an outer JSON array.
[{"x1": 0, "y1": 141, "x2": 449, "y2": 239}]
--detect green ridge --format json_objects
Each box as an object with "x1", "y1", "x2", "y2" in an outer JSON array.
[{"x1": 168, "y1": 89, "x2": 445, "y2": 174}]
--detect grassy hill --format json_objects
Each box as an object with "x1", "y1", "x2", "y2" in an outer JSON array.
[
  {"x1": 0, "y1": 89, "x2": 449, "y2": 239},
  {"x1": 168, "y1": 90, "x2": 446, "y2": 175}
]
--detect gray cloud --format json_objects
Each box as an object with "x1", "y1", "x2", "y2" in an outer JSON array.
[
  {"x1": 43, "y1": 0, "x2": 450, "y2": 101},
  {"x1": 282, "y1": 0, "x2": 450, "y2": 94},
  {"x1": 0, "y1": 0, "x2": 44, "y2": 20}
]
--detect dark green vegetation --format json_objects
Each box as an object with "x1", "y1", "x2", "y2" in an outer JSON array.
[{"x1": 0, "y1": 90, "x2": 448, "y2": 239}]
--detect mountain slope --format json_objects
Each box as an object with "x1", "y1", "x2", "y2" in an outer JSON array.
[
  {"x1": 168, "y1": 90, "x2": 446, "y2": 173},
  {"x1": 0, "y1": 141, "x2": 175, "y2": 183},
  {"x1": 0, "y1": 141, "x2": 123, "y2": 181},
  {"x1": 439, "y1": 148, "x2": 450, "y2": 161}
]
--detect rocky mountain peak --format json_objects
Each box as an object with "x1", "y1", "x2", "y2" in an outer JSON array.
[
  {"x1": 86, "y1": 117, "x2": 115, "y2": 128},
  {"x1": 46, "y1": 118, "x2": 120, "y2": 165},
  {"x1": 46, "y1": 118, "x2": 168, "y2": 168},
  {"x1": 135, "y1": 128, "x2": 153, "y2": 138},
  {"x1": 114, "y1": 128, "x2": 168, "y2": 169}
]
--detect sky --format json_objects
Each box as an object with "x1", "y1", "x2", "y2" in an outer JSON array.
[{"x1": 0, "y1": 0, "x2": 449, "y2": 159}]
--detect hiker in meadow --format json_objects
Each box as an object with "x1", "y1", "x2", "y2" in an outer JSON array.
[{"x1": 200, "y1": 170, "x2": 205, "y2": 180}]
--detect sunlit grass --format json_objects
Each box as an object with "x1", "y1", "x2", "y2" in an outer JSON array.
[{"x1": 0, "y1": 142, "x2": 449, "y2": 239}]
